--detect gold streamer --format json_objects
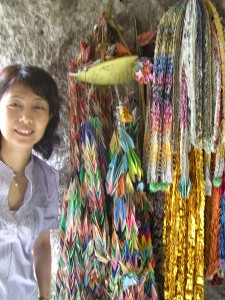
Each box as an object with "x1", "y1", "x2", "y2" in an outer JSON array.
[
  {"x1": 164, "y1": 148, "x2": 205, "y2": 300},
  {"x1": 204, "y1": 194, "x2": 213, "y2": 273}
]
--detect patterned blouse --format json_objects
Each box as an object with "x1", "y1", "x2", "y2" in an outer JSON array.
[{"x1": 0, "y1": 155, "x2": 59, "y2": 300}]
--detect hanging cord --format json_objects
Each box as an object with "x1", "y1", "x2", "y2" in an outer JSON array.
[
  {"x1": 130, "y1": 15, "x2": 142, "y2": 56},
  {"x1": 114, "y1": 84, "x2": 122, "y2": 129},
  {"x1": 86, "y1": 84, "x2": 95, "y2": 119}
]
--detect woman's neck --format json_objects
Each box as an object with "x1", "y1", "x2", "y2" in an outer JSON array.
[{"x1": 0, "y1": 144, "x2": 32, "y2": 175}]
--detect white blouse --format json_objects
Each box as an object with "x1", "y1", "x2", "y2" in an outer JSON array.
[{"x1": 0, "y1": 155, "x2": 59, "y2": 300}]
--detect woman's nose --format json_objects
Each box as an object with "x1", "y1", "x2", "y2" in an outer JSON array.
[{"x1": 19, "y1": 110, "x2": 33, "y2": 124}]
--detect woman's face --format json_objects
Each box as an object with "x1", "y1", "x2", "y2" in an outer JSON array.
[{"x1": 0, "y1": 84, "x2": 51, "y2": 152}]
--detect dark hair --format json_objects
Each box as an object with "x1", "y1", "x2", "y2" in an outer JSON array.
[{"x1": 0, "y1": 64, "x2": 61, "y2": 159}]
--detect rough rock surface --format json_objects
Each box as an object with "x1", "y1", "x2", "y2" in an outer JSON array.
[{"x1": 0, "y1": 0, "x2": 224, "y2": 298}]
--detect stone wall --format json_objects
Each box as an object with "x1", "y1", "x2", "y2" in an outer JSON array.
[
  {"x1": 0, "y1": 0, "x2": 224, "y2": 298},
  {"x1": 1, "y1": 0, "x2": 224, "y2": 186}
]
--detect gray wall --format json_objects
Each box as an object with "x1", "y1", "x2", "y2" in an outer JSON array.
[
  {"x1": 1, "y1": 0, "x2": 224, "y2": 182},
  {"x1": 0, "y1": 0, "x2": 225, "y2": 298}
]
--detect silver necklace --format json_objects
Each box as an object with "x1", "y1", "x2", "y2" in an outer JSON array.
[
  {"x1": 12, "y1": 172, "x2": 19, "y2": 187},
  {"x1": 12, "y1": 171, "x2": 26, "y2": 187},
  {"x1": 0, "y1": 154, "x2": 27, "y2": 188}
]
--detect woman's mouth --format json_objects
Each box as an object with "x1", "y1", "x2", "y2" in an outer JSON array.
[{"x1": 15, "y1": 129, "x2": 34, "y2": 136}]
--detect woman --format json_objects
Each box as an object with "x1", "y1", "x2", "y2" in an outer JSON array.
[{"x1": 0, "y1": 64, "x2": 61, "y2": 300}]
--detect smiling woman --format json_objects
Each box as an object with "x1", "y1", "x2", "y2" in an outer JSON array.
[
  {"x1": 0, "y1": 64, "x2": 61, "y2": 300},
  {"x1": 0, "y1": 65, "x2": 61, "y2": 159},
  {"x1": 0, "y1": 85, "x2": 51, "y2": 153}
]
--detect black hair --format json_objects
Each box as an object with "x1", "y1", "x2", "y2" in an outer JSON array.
[{"x1": 0, "y1": 64, "x2": 61, "y2": 159}]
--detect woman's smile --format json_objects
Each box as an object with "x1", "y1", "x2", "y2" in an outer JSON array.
[{"x1": 14, "y1": 128, "x2": 34, "y2": 136}]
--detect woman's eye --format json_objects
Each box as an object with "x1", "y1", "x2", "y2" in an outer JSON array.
[
  {"x1": 9, "y1": 103, "x2": 20, "y2": 108},
  {"x1": 34, "y1": 105, "x2": 45, "y2": 110}
]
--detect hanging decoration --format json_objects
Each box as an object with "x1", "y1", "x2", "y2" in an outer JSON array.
[
  {"x1": 146, "y1": 0, "x2": 225, "y2": 195},
  {"x1": 164, "y1": 147, "x2": 205, "y2": 299},
  {"x1": 132, "y1": 57, "x2": 153, "y2": 84},
  {"x1": 56, "y1": 7, "x2": 158, "y2": 300},
  {"x1": 67, "y1": 79, "x2": 113, "y2": 169},
  {"x1": 56, "y1": 118, "x2": 110, "y2": 299},
  {"x1": 143, "y1": 0, "x2": 225, "y2": 299},
  {"x1": 56, "y1": 1, "x2": 225, "y2": 299},
  {"x1": 69, "y1": 8, "x2": 138, "y2": 85},
  {"x1": 105, "y1": 100, "x2": 158, "y2": 300}
]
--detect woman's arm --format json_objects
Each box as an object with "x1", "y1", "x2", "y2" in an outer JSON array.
[{"x1": 33, "y1": 230, "x2": 52, "y2": 299}]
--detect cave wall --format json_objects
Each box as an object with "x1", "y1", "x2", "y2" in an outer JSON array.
[
  {"x1": 1, "y1": 0, "x2": 224, "y2": 183},
  {"x1": 0, "y1": 0, "x2": 225, "y2": 298}
]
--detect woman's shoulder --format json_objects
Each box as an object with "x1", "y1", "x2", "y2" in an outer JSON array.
[{"x1": 32, "y1": 155, "x2": 59, "y2": 183}]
